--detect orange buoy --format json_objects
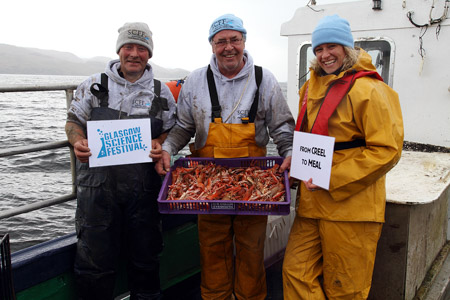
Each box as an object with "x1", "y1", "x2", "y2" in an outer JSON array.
[{"x1": 166, "y1": 79, "x2": 184, "y2": 103}]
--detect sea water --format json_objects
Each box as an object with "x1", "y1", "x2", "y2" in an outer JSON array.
[
  {"x1": 0, "y1": 74, "x2": 86, "y2": 252},
  {"x1": 0, "y1": 74, "x2": 287, "y2": 252}
]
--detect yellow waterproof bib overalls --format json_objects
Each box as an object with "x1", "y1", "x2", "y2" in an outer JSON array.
[
  {"x1": 191, "y1": 66, "x2": 268, "y2": 300},
  {"x1": 283, "y1": 69, "x2": 392, "y2": 300}
]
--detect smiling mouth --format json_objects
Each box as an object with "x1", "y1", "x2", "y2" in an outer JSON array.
[
  {"x1": 223, "y1": 53, "x2": 236, "y2": 58},
  {"x1": 323, "y1": 59, "x2": 336, "y2": 66}
]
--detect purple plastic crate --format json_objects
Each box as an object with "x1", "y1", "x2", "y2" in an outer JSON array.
[{"x1": 157, "y1": 157, "x2": 291, "y2": 215}]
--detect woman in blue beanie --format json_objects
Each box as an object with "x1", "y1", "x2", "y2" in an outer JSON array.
[{"x1": 282, "y1": 15, "x2": 404, "y2": 299}]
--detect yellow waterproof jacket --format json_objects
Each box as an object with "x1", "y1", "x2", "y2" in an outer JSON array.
[{"x1": 297, "y1": 49, "x2": 404, "y2": 222}]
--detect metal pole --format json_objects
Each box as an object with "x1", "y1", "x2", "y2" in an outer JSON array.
[
  {"x1": 0, "y1": 84, "x2": 80, "y2": 221},
  {"x1": 0, "y1": 141, "x2": 70, "y2": 158},
  {"x1": 65, "y1": 89, "x2": 78, "y2": 195},
  {"x1": 0, "y1": 194, "x2": 76, "y2": 220}
]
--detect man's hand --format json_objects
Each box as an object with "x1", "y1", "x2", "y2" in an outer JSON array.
[
  {"x1": 73, "y1": 139, "x2": 91, "y2": 163},
  {"x1": 279, "y1": 155, "x2": 292, "y2": 173},
  {"x1": 65, "y1": 121, "x2": 91, "y2": 163},
  {"x1": 150, "y1": 140, "x2": 163, "y2": 161},
  {"x1": 155, "y1": 151, "x2": 171, "y2": 176},
  {"x1": 279, "y1": 156, "x2": 298, "y2": 188}
]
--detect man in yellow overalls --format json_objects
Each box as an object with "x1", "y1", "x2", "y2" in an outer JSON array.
[{"x1": 155, "y1": 14, "x2": 295, "y2": 300}]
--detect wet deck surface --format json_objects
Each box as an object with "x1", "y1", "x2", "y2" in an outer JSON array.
[
  {"x1": 386, "y1": 151, "x2": 450, "y2": 204},
  {"x1": 163, "y1": 258, "x2": 284, "y2": 300}
]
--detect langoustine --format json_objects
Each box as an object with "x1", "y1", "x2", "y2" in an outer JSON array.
[{"x1": 167, "y1": 162, "x2": 286, "y2": 202}]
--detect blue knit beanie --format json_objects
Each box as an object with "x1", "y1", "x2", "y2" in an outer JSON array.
[
  {"x1": 311, "y1": 15, "x2": 354, "y2": 54},
  {"x1": 208, "y1": 14, "x2": 247, "y2": 42}
]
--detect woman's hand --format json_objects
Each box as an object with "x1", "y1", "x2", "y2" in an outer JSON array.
[{"x1": 303, "y1": 178, "x2": 320, "y2": 191}]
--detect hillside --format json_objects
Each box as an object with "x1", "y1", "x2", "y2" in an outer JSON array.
[{"x1": 0, "y1": 44, "x2": 190, "y2": 80}]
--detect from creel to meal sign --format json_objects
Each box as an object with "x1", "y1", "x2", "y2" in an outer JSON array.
[
  {"x1": 87, "y1": 119, "x2": 152, "y2": 167},
  {"x1": 290, "y1": 131, "x2": 335, "y2": 190}
]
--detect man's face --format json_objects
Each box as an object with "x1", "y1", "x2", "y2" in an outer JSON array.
[
  {"x1": 118, "y1": 43, "x2": 150, "y2": 79},
  {"x1": 211, "y1": 30, "x2": 245, "y2": 78},
  {"x1": 314, "y1": 43, "x2": 346, "y2": 75}
]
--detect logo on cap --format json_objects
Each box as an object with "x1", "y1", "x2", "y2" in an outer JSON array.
[
  {"x1": 127, "y1": 29, "x2": 149, "y2": 44},
  {"x1": 211, "y1": 18, "x2": 233, "y2": 31}
]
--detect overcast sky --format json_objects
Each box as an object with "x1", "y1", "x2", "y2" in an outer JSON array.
[{"x1": 2, "y1": 0, "x2": 359, "y2": 81}]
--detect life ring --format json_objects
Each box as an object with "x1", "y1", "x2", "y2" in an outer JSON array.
[{"x1": 166, "y1": 79, "x2": 184, "y2": 103}]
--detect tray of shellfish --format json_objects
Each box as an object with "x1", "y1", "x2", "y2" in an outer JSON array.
[{"x1": 157, "y1": 157, "x2": 291, "y2": 215}]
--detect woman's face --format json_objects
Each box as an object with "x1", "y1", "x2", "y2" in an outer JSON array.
[{"x1": 314, "y1": 43, "x2": 346, "y2": 74}]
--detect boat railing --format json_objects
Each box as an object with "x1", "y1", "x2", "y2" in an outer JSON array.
[
  {"x1": 0, "y1": 233, "x2": 15, "y2": 299},
  {"x1": 0, "y1": 84, "x2": 79, "y2": 220}
]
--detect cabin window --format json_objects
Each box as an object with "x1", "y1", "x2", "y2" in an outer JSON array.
[{"x1": 298, "y1": 39, "x2": 393, "y2": 88}]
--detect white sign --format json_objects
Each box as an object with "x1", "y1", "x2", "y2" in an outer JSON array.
[
  {"x1": 290, "y1": 131, "x2": 335, "y2": 190},
  {"x1": 87, "y1": 119, "x2": 152, "y2": 167}
]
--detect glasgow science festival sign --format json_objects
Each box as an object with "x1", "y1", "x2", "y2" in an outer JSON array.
[{"x1": 87, "y1": 119, "x2": 152, "y2": 167}]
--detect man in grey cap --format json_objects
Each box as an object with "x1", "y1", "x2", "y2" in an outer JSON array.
[
  {"x1": 65, "y1": 22, "x2": 176, "y2": 300},
  {"x1": 156, "y1": 14, "x2": 294, "y2": 300}
]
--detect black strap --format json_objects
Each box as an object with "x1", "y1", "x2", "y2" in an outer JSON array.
[
  {"x1": 90, "y1": 73, "x2": 109, "y2": 107},
  {"x1": 90, "y1": 74, "x2": 167, "y2": 115},
  {"x1": 334, "y1": 139, "x2": 366, "y2": 151},
  {"x1": 149, "y1": 79, "x2": 169, "y2": 117},
  {"x1": 248, "y1": 66, "x2": 262, "y2": 123},
  {"x1": 154, "y1": 79, "x2": 161, "y2": 97},
  {"x1": 101, "y1": 72, "x2": 108, "y2": 89},
  {"x1": 206, "y1": 65, "x2": 263, "y2": 123},
  {"x1": 207, "y1": 65, "x2": 222, "y2": 121}
]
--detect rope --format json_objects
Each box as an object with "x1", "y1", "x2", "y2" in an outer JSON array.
[{"x1": 405, "y1": 0, "x2": 449, "y2": 73}]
